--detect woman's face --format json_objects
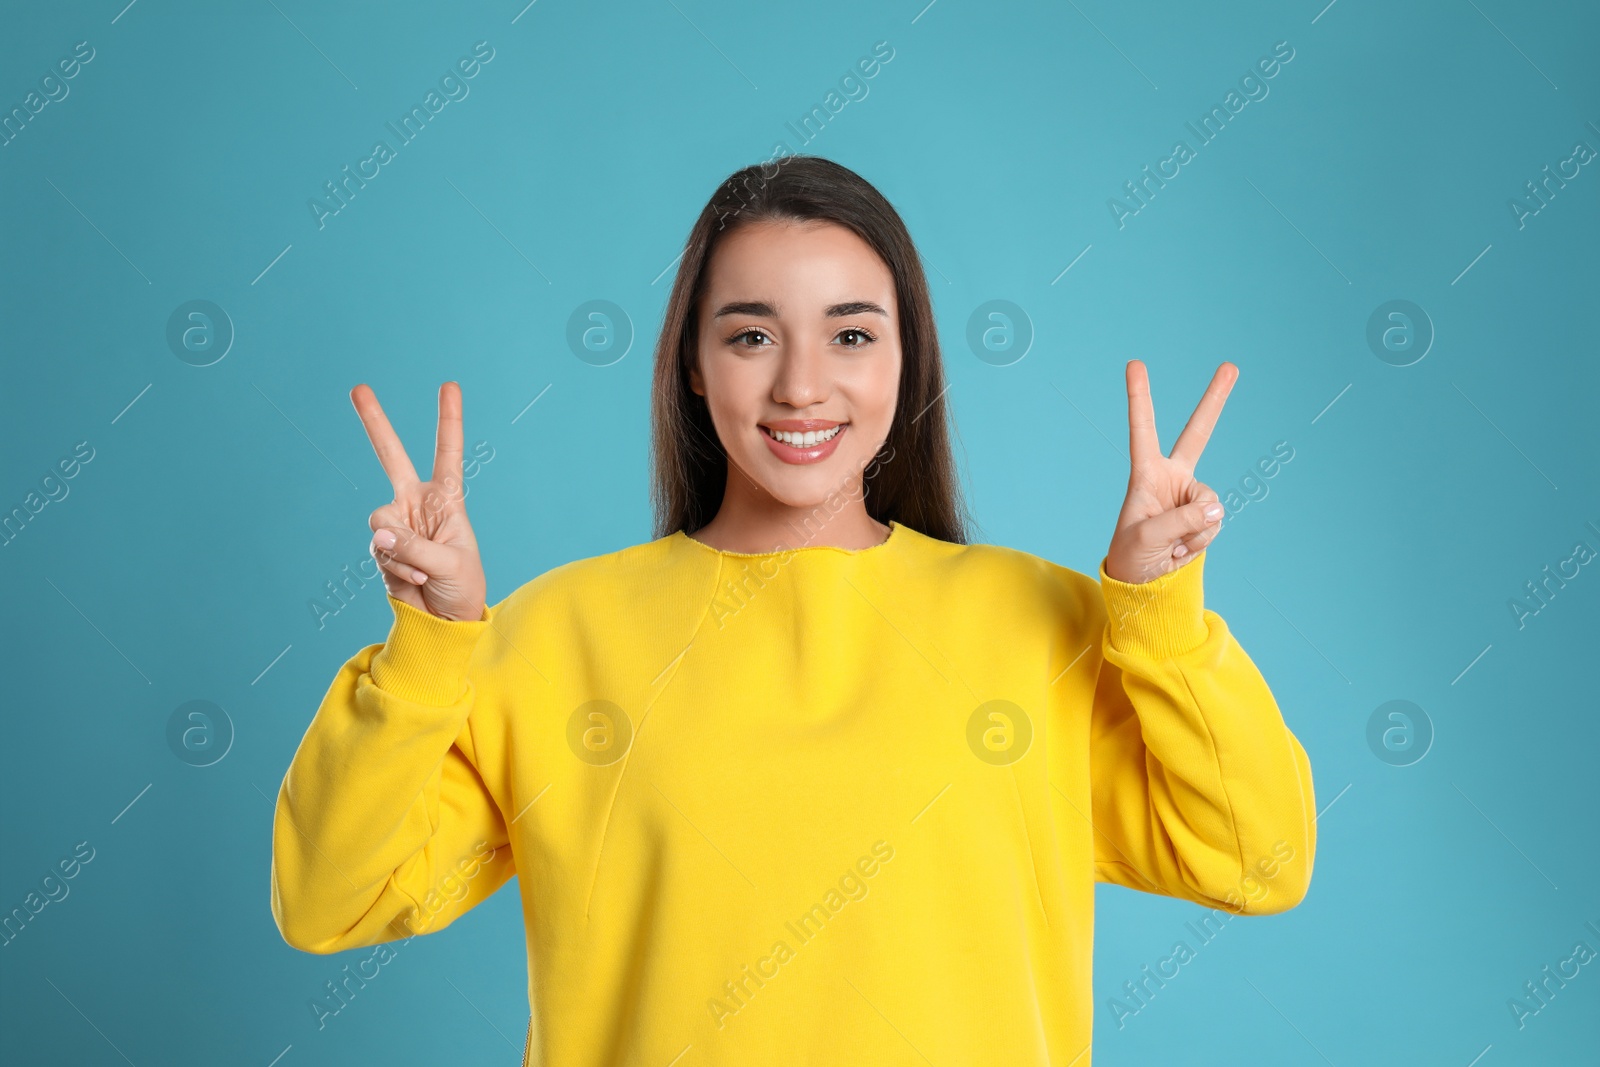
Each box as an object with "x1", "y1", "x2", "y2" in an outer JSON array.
[{"x1": 690, "y1": 218, "x2": 902, "y2": 512}]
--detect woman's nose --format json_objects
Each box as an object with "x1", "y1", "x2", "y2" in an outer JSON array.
[{"x1": 771, "y1": 346, "x2": 829, "y2": 408}]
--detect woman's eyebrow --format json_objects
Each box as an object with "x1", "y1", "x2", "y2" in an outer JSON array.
[
  {"x1": 712, "y1": 300, "x2": 889, "y2": 318},
  {"x1": 825, "y1": 300, "x2": 889, "y2": 318},
  {"x1": 713, "y1": 300, "x2": 777, "y2": 318}
]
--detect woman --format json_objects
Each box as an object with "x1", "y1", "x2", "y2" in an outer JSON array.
[{"x1": 271, "y1": 155, "x2": 1316, "y2": 1066}]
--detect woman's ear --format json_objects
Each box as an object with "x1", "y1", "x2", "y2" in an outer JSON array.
[{"x1": 688, "y1": 358, "x2": 704, "y2": 397}]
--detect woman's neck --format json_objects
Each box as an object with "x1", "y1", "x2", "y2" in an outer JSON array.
[{"x1": 688, "y1": 502, "x2": 890, "y2": 554}]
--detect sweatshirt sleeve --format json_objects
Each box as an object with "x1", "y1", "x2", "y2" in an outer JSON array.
[
  {"x1": 1086, "y1": 549, "x2": 1316, "y2": 914},
  {"x1": 271, "y1": 592, "x2": 516, "y2": 954}
]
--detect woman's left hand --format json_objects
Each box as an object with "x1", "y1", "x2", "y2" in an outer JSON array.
[{"x1": 1103, "y1": 359, "x2": 1238, "y2": 584}]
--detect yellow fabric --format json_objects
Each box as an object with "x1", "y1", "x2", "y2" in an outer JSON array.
[{"x1": 271, "y1": 519, "x2": 1316, "y2": 1066}]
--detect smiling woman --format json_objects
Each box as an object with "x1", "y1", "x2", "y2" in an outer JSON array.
[
  {"x1": 271, "y1": 154, "x2": 1317, "y2": 1067},
  {"x1": 679, "y1": 219, "x2": 907, "y2": 550},
  {"x1": 653, "y1": 155, "x2": 964, "y2": 552}
]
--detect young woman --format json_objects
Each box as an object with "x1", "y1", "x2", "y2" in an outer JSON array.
[{"x1": 272, "y1": 155, "x2": 1316, "y2": 1066}]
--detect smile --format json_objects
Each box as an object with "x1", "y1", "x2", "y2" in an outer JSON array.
[
  {"x1": 759, "y1": 422, "x2": 848, "y2": 465},
  {"x1": 762, "y1": 425, "x2": 843, "y2": 447}
]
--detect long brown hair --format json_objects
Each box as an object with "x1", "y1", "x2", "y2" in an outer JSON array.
[{"x1": 649, "y1": 154, "x2": 972, "y2": 544}]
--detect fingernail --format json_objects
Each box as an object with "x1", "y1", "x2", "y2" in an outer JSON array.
[
  {"x1": 1204, "y1": 504, "x2": 1223, "y2": 521},
  {"x1": 374, "y1": 529, "x2": 397, "y2": 550},
  {"x1": 413, "y1": 570, "x2": 428, "y2": 583},
  {"x1": 1173, "y1": 543, "x2": 1189, "y2": 558}
]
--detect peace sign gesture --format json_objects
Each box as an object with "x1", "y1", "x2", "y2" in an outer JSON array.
[
  {"x1": 1103, "y1": 360, "x2": 1238, "y2": 585},
  {"x1": 352, "y1": 381, "x2": 487, "y2": 621}
]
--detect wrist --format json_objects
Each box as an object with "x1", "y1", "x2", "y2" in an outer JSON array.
[
  {"x1": 1098, "y1": 551, "x2": 1209, "y2": 659},
  {"x1": 368, "y1": 593, "x2": 493, "y2": 704}
]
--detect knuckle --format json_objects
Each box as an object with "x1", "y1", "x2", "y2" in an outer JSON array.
[{"x1": 370, "y1": 504, "x2": 402, "y2": 529}]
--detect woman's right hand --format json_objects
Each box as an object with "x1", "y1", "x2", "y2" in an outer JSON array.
[{"x1": 351, "y1": 381, "x2": 487, "y2": 622}]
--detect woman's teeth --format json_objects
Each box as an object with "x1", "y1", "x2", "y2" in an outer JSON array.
[{"x1": 763, "y1": 425, "x2": 844, "y2": 448}]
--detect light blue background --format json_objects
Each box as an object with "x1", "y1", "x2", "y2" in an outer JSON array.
[{"x1": 3, "y1": 1, "x2": 1597, "y2": 1064}]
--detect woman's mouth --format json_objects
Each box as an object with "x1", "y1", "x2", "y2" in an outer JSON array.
[{"x1": 760, "y1": 422, "x2": 847, "y2": 464}]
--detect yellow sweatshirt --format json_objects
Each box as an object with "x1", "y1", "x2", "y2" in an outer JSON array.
[{"x1": 271, "y1": 519, "x2": 1316, "y2": 1066}]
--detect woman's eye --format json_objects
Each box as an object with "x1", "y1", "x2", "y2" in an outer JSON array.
[{"x1": 729, "y1": 327, "x2": 876, "y2": 348}]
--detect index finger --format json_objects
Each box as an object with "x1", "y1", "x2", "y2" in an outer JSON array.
[
  {"x1": 432, "y1": 381, "x2": 464, "y2": 486},
  {"x1": 350, "y1": 384, "x2": 421, "y2": 488},
  {"x1": 1168, "y1": 362, "x2": 1238, "y2": 470}
]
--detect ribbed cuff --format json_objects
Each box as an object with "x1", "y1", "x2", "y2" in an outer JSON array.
[
  {"x1": 1098, "y1": 550, "x2": 1208, "y2": 659},
  {"x1": 368, "y1": 594, "x2": 493, "y2": 706}
]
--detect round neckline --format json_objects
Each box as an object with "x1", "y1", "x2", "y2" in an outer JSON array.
[{"x1": 676, "y1": 519, "x2": 904, "y2": 559}]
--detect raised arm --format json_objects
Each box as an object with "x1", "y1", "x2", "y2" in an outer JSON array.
[
  {"x1": 1083, "y1": 359, "x2": 1314, "y2": 913},
  {"x1": 270, "y1": 381, "x2": 513, "y2": 953},
  {"x1": 1088, "y1": 550, "x2": 1315, "y2": 913},
  {"x1": 271, "y1": 595, "x2": 514, "y2": 952}
]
